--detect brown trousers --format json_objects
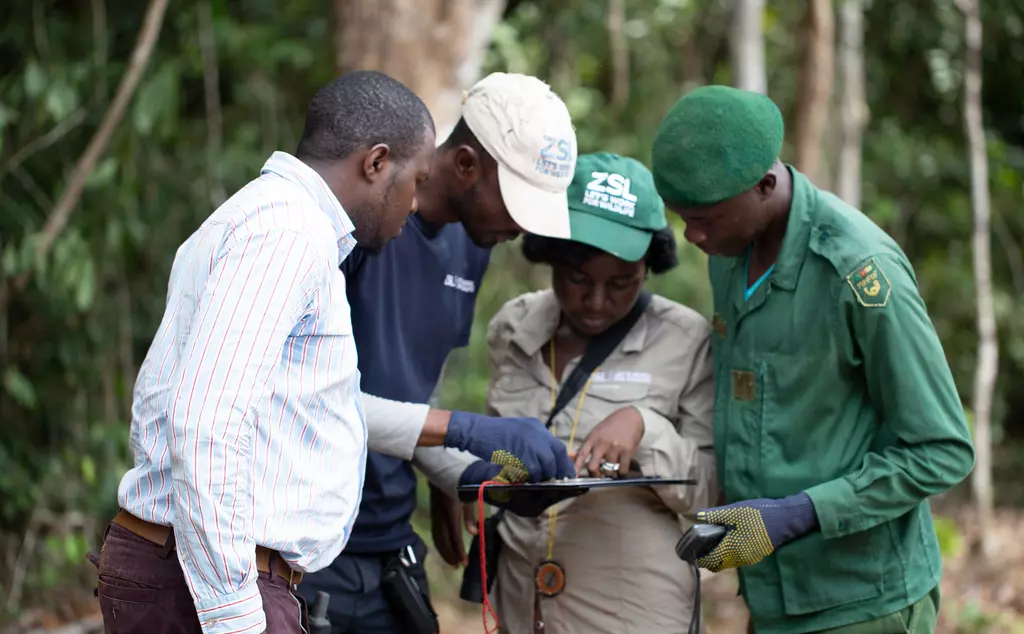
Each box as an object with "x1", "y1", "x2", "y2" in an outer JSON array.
[{"x1": 97, "y1": 523, "x2": 307, "y2": 634}]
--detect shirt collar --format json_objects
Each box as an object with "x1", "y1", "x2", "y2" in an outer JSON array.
[
  {"x1": 260, "y1": 151, "x2": 358, "y2": 264},
  {"x1": 770, "y1": 165, "x2": 818, "y2": 291},
  {"x1": 509, "y1": 290, "x2": 649, "y2": 357}
]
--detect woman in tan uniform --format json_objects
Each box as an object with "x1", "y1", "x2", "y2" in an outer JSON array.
[{"x1": 485, "y1": 153, "x2": 718, "y2": 634}]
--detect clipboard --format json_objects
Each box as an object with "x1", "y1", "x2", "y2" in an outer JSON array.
[{"x1": 457, "y1": 476, "x2": 697, "y2": 504}]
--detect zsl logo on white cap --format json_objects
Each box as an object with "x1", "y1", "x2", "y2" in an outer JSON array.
[
  {"x1": 584, "y1": 171, "x2": 638, "y2": 218},
  {"x1": 537, "y1": 135, "x2": 574, "y2": 180}
]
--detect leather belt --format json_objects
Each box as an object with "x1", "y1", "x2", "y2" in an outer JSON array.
[{"x1": 112, "y1": 509, "x2": 303, "y2": 585}]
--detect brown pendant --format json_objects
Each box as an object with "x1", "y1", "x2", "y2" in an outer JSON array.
[{"x1": 535, "y1": 559, "x2": 566, "y2": 597}]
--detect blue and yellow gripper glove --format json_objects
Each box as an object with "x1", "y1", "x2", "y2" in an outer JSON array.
[
  {"x1": 445, "y1": 411, "x2": 576, "y2": 483},
  {"x1": 694, "y1": 492, "x2": 820, "y2": 572}
]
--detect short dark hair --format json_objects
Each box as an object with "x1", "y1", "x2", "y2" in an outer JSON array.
[
  {"x1": 441, "y1": 117, "x2": 496, "y2": 170},
  {"x1": 296, "y1": 70, "x2": 435, "y2": 164},
  {"x1": 521, "y1": 227, "x2": 679, "y2": 275},
  {"x1": 442, "y1": 118, "x2": 481, "y2": 151}
]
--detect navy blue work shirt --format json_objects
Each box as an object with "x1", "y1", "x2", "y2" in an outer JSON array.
[{"x1": 341, "y1": 212, "x2": 491, "y2": 553}]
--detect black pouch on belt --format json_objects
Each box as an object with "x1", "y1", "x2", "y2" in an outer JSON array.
[
  {"x1": 460, "y1": 508, "x2": 505, "y2": 603},
  {"x1": 381, "y1": 545, "x2": 439, "y2": 634}
]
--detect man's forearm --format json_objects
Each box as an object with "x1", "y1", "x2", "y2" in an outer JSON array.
[
  {"x1": 362, "y1": 393, "x2": 452, "y2": 460},
  {"x1": 420, "y1": 408, "x2": 452, "y2": 445}
]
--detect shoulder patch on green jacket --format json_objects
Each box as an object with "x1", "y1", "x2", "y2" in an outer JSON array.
[{"x1": 846, "y1": 257, "x2": 892, "y2": 307}]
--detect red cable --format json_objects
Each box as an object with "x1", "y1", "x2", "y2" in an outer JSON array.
[{"x1": 478, "y1": 480, "x2": 501, "y2": 634}]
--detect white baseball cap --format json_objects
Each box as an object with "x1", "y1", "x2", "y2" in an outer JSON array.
[{"x1": 461, "y1": 72, "x2": 576, "y2": 239}]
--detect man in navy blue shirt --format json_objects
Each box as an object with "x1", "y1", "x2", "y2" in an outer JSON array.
[{"x1": 297, "y1": 72, "x2": 579, "y2": 634}]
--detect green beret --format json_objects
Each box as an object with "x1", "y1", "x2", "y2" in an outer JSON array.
[{"x1": 651, "y1": 85, "x2": 784, "y2": 207}]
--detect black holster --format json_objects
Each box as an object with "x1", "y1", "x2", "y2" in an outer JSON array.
[
  {"x1": 460, "y1": 509, "x2": 505, "y2": 603},
  {"x1": 381, "y1": 547, "x2": 439, "y2": 634}
]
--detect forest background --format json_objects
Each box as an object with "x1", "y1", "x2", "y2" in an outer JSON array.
[{"x1": 1, "y1": 0, "x2": 1023, "y2": 631}]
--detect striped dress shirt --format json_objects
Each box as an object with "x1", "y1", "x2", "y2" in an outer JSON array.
[{"x1": 117, "y1": 151, "x2": 367, "y2": 634}]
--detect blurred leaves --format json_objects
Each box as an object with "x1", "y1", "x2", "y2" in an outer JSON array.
[
  {"x1": 933, "y1": 514, "x2": 965, "y2": 558},
  {"x1": 1, "y1": 0, "x2": 1023, "y2": 620},
  {"x1": 3, "y1": 367, "x2": 37, "y2": 410},
  {"x1": 132, "y1": 60, "x2": 180, "y2": 138}
]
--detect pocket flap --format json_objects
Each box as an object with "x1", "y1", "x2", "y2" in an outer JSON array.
[
  {"x1": 492, "y1": 373, "x2": 539, "y2": 395},
  {"x1": 586, "y1": 378, "x2": 650, "y2": 403}
]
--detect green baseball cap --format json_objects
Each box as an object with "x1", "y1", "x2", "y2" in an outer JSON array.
[{"x1": 565, "y1": 152, "x2": 668, "y2": 262}]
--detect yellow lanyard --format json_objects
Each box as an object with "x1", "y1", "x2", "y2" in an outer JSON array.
[{"x1": 546, "y1": 337, "x2": 597, "y2": 561}]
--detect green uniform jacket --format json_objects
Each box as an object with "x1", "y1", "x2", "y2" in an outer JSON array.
[{"x1": 708, "y1": 167, "x2": 975, "y2": 633}]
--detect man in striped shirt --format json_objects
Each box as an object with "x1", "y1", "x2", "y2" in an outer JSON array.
[{"x1": 96, "y1": 71, "x2": 574, "y2": 634}]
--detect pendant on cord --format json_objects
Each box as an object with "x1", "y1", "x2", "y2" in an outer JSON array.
[{"x1": 535, "y1": 559, "x2": 566, "y2": 597}]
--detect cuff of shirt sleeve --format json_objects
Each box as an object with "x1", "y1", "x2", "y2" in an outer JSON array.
[
  {"x1": 804, "y1": 477, "x2": 858, "y2": 539},
  {"x1": 194, "y1": 581, "x2": 265, "y2": 634},
  {"x1": 634, "y1": 406, "x2": 674, "y2": 450}
]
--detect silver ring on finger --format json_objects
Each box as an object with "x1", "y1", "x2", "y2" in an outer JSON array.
[{"x1": 599, "y1": 461, "x2": 620, "y2": 474}]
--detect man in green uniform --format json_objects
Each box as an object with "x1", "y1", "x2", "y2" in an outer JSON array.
[{"x1": 650, "y1": 85, "x2": 975, "y2": 634}]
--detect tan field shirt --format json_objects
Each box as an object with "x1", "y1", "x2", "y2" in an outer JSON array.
[{"x1": 486, "y1": 290, "x2": 718, "y2": 634}]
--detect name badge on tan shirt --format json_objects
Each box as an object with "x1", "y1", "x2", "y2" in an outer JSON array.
[{"x1": 732, "y1": 370, "x2": 756, "y2": 401}]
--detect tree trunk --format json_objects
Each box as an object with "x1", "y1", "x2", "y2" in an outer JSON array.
[
  {"x1": 198, "y1": 0, "x2": 226, "y2": 207},
  {"x1": 730, "y1": 0, "x2": 767, "y2": 94},
  {"x1": 959, "y1": 0, "x2": 997, "y2": 560},
  {"x1": 334, "y1": 0, "x2": 507, "y2": 142},
  {"x1": 835, "y1": 0, "x2": 867, "y2": 208},
  {"x1": 792, "y1": 0, "x2": 835, "y2": 185},
  {"x1": 606, "y1": 0, "x2": 629, "y2": 112},
  {"x1": 546, "y1": 15, "x2": 574, "y2": 96}
]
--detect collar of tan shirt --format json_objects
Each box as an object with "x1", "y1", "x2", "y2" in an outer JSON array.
[{"x1": 508, "y1": 289, "x2": 651, "y2": 359}]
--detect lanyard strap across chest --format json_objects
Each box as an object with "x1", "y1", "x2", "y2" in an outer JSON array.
[{"x1": 545, "y1": 339, "x2": 596, "y2": 562}]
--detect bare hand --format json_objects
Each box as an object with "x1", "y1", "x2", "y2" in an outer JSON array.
[
  {"x1": 573, "y1": 406, "x2": 644, "y2": 477},
  {"x1": 429, "y1": 484, "x2": 467, "y2": 568},
  {"x1": 463, "y1": 502, "x2": 479, "y2": 536}
]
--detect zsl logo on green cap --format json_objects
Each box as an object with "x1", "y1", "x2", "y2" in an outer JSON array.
[{"x1": 583, "y1": 171, "x2": 638, "y2": 218}]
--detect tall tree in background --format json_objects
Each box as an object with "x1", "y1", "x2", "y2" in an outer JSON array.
[
  {"x1": 197, "y1": 0, "x2": 225, "y2": 208},
  {"x1": 606, "y1": 0, "x2": 629, "y2": 112},
  {"x1": 730, "y1": 0, "x2": 767, "y2": 93},
  {"x1": 792, "y1": 0, "x2": 835, "y2": 185},
  {"x1": 959, "y1": 0, "x2": 997, "y2": 560},
  {"x1": 334, "y1": 0, "x2": 507, "y2": 140},
  {"x1": 835, "y1": 0, "x2": 867, "y2": 208}
]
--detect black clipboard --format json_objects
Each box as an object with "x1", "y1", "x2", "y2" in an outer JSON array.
[{"x1": 457, "y1": 476, "x2": 698, "y2": 504}]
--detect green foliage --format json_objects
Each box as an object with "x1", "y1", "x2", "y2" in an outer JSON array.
[
  {"x1": 3, "y1": 367, "x2": 37, "y2": 410},
  {"x1": 932, "y1": 514, "x2": 965, "y2": 558},
  {"x1": 954, "y1": 601, "x2": 1000, "y2": 634},
  {"x1": 1, "y1": 0, "x2": 1023, "y2": 622}
]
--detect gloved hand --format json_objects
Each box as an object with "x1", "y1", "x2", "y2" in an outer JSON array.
[
  {"x1": 444, "y1": 412, "x2": 575, "y2": 483},
  {"x1": 458, "y1": 460, "x2": 587, "y2": 518},
  {"x1": 693, "y1": 492, "x2": 819, "y2": 572}
]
